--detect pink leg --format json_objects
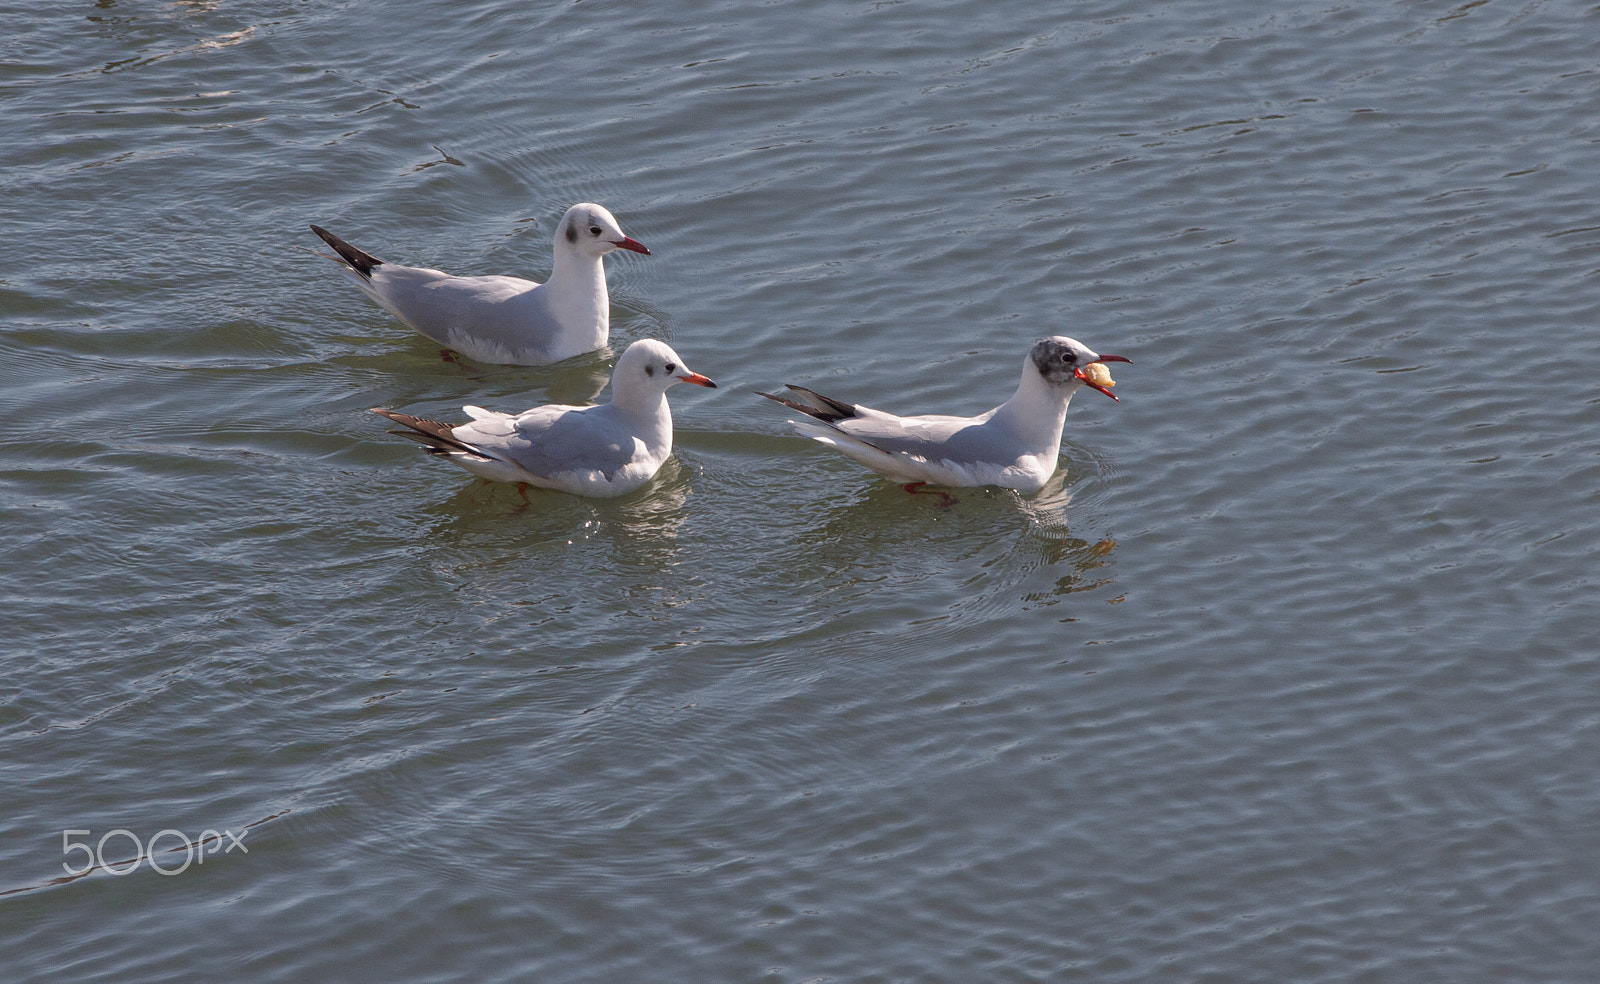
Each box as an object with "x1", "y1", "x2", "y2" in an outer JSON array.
[
  {"x1": 903, "y1": 482, "x2": 957, "y2": 510},
  {"x1": 440, "y1": 348, "x2": 489, "y2": 380},
  {"x1": 512, "y1": 482, "x2": 533, "y2": 511}
]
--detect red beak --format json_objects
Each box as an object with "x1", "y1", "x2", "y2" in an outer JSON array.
[
  {"x1": 611, "y1": 237, "x2": 651, "y2": 255},
  {"x1": 677, "y1": 372, "x2": 717, "y2": 388}
]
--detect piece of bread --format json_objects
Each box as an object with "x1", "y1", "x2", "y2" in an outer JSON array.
[{"x1": 1082, "y1": 362, "x2": 1115, "y2": 388}]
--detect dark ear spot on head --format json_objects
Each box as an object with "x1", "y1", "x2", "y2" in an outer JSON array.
[
  {"x1": 565, "y1": 222, "x2": 578, "y2": 244},
  {"x1": 1029, "y1": 339, "x2": 1079, "y2": 378},
  {"x1": 645, "y1": 364, "x2": 655, "y2": 377}
]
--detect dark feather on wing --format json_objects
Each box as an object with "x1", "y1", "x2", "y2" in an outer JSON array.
[
  {"x1": 372, "y1": 408, "x2": 494, "y2": 459},
  {"x1": 757, "y1": 385, "x2": 859, "y2": 424},
  {"x1": 311, "y1": 225, "x2": 384, "y2": 279}
]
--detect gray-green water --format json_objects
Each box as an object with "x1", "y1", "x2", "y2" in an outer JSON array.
[{"x1": 4, "y1": 2, "x2": 1598, "y2": 981}]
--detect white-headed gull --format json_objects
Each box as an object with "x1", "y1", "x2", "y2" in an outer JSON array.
[
  {"x1": 374, "y1": 339, "x2": 716, "y2": 497},
  {"x1": 310, "y1": 203, "x2": 650, "y2": 365},
  {"x1": 760, "y1": 336, "x2": 1130, "y2": 493}
]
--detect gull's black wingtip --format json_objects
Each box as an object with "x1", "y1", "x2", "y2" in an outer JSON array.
[{"x1": 310, "y1": 224, "x2": 383, "y2": 278}]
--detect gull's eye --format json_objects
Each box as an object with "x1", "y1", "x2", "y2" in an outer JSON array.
[
  {"x1": 664, "y1": 362, "x2": 676, "y2": 374},
  {"x1": 589, "y1": 225, "x2": 603, "y2": 236}
]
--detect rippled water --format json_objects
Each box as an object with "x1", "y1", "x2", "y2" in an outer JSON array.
[{"x1": 4, "y1": 1, "x2": 1598, "y2": 981}]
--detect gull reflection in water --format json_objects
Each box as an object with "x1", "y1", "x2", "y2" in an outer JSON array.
[
  {"x1": 760, "y1": 455, "x2": 1119, "y2": 620},
  {"x1": 409, "y1": 454, "x2": 694, "y2": 574}
]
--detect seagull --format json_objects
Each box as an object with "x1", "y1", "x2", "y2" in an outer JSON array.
[
  {"x1": 309, "y1": 203, "x2": 650, "y2": 365},
  {"x1": 759, "y1": 335, "x2": 1130, "y2": 493},
  {"x1": 374, "y1": 339, "x2": 716, "y2": 497}
]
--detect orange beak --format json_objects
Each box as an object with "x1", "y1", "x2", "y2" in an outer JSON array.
[{"x1": 677, "y1": 372, "x2": 717, "y2": 388}]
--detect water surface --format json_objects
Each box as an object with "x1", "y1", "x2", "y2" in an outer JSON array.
[{"x1": 3, "y1": 1, "x2": 1598, "y2": 981}]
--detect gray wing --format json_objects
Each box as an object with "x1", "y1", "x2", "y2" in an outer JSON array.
[
  {"x1": 835, "y1": 415, "x2": 1026, "y2": 466},
  {"x1": 456, "y1": 404, "x2": 639, "y2": 480},
  {"x1": 762, "y1": 383, "x2": 1024, "y2": 467},
  {"x1": 368, "y1": 267, "x2": 561, "y2": 356}
]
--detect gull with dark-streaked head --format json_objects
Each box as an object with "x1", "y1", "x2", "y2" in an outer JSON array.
[
  {"x1": 309, "y1": 203, "x2": 650, "y2": 366},
  {"x1": 759, "y1": 336, "x2": 1130, "y2": 493},
  {"x1": 373, "y1": 339, "x2": 715, "y2": 498}
]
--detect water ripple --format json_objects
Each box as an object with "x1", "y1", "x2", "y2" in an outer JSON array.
[{"x1": 4, "y1": 0, "x2": 1600, "y2": 980}]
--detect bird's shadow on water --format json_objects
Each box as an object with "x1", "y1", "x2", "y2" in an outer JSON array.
[
  {"x1": 403, "y1": 457, "x2": 695, "y2": 574},
  {"x1": 336, "y1": 342, "x2": 616, "y2": 407},
  {"x1": 373, "y1": 437, "x2": 1121, "y2": 621},
  {"x1": 770, "y1": 454, "x2": 1122, "y2": 617}
]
